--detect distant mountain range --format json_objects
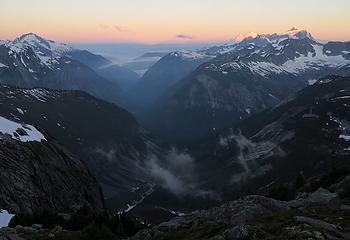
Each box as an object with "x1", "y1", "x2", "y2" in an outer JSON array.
[
  {"x1": 136, "y1": 28, "x2": 350, "y2": 141},
  {"x1": 0, "y1": 33, "x2": 141, "y2": 104},
  {"x1": 122, "y1": 52, "x2": 167, "y2": 77}
]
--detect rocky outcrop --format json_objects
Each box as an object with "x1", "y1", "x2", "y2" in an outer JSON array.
[
  {"x1": 0, "y1": 227, "x2": 23, "y2": 240},
  {"x1": 290, "y1": 188, "x2": 341, "y2": 209},
  {"x1": 0, "y1": 133, "x2": 104, "y2": 214},
  {"x1": 294, "y1": 216, "x2": 345, "y2": 238},
  {"x1": 129, "y1": 188, "x2": 350, "y2": 240},
  {"x1": 0, "y1": 224, "x2": 64, "y2": 240}
]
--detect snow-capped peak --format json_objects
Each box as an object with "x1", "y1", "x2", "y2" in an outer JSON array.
[
  {"x1": 234, "y1": 28, "x2": 316, "y2": 45},
  {"x1": 1, "y1": 33, "x2": 76, "y2": 68},
  {"x1": 15, "y1": 33, "x2": 48, "y2": 45},
  {"x1": 13, "y1": 33, "x2": 74, "y2": 56},
  {"x1": 234, "y1": 32, "x2": 259, "y2": 42},
  {"x1": 283, "y1": 28, "x2": 315, "y2": 41}
]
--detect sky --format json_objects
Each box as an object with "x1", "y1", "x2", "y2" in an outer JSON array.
[{"x1": 1, "y1": 0, "x2": 350, "y2": 44}]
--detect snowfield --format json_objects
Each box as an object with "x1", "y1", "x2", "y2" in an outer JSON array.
[
  {"x1": 205, "y1": 44, "x2": 350, "y2": 78},
  {"x1": 0, "y1": 116, "x2": 46, "y2": 142}
]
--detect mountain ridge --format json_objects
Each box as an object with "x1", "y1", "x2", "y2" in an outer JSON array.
[
  {"x1": 0, "y1": 33, "x2": 142, "y2": 106},
  {"x1": 141, "y1": 29, "x2": 350, "y2": 141}
]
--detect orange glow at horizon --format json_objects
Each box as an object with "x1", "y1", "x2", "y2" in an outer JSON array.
[{"x1": 1, "y1": 0, "x2": 350, "y2": 44}]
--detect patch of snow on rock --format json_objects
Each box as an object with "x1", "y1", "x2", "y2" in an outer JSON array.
[
  {"x1": 16, "y1": 108, "x2": 24, "y2": 115},
  {"x1": 170, "y1": 50, "x2": 211, "y2": 60},
  {"x1": 0, "y1": 63, "x2": 9, "y2": 68},
  {"x1": 339, "y1": 134, "x2": 350, "y2": 141},
  {"x1": 0, "y1": 210, "x2": 14, "y2": 228},
  {"x1": 0, "y1": 115, "x2": 46, "y2": 142}
]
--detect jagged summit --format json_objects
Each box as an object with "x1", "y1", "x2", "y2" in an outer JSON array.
[
  {"x1": 15, "y1": 32, "x2": 48, "y2": 43},
  {"x1": 288, "y1": 27, "x2": 298, "y2": 31},
  {"x1": 284, "y1": 27, "x2": 315, "y2": 41},
  {"x1": 234, "y1": 32, "x2": 259, "y2": 42},
  {"x1": 234, "y1": 28, "x2": 316, "y2": 44},
  {"x1": 10, "y1": 32, "x2": 73, "y2": 55}
]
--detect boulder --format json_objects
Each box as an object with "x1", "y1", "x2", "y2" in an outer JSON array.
[
  {"x1": 305, "y1": 188, "x2": 340, "y2": 209},
  {"x1": 0, "y1": 227, "x2": 23, "y2": 240},
  {"x1": 289, "y1": 188, "x2": 341, "y2": 209},
  {"x1": 31, "y1": 224, "x2": 43, "y2": 230},
  {"x1": 294, "y1": 216, "x2": 344, "y2": 238}
]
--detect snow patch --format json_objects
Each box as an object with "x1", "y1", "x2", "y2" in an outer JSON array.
[
  {"x1": 308, "y1": 79, "x2": 318, "y2": 85},
  {"x1": 0, "y1": 116, "x2": 46, "y2": 142},
  {"x1": 247, "y1": 61, "x2": 284, "y2": 76},
  {"x1": 333, "y1": 96, "x2": 350, "y2": 100},
  {"x1": 16, "y1": 108, "x2": 24, "y2": 115},
  {"x1": 22, "y1": 89, "x2": 54, "y2": 102},
  {"x1": 339, "y1": 134, "x2": 350, "y2": 141},
  {"x1": 280, "y1": 44, "x2": 349, "y2": 74},
  {"x1": 0, "y1": 63, "x2": 9, "y2": 68},
  {"x1": 170, "y1": 50, "x2": 211, "y2": 60},
  {"x1": 118, "y1": 184, "x2": 155, "y2": 215},
  {"x1": 0, "y1": 210, "x2": 14, "y2": 228}
]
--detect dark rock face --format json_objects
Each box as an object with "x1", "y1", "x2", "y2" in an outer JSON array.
[
  {"x1": 0, "y1": 133, "x2": 104, "y2": 214},
  {"x1": 324, "y1": 41, "x2": 350, "y2": 59}
]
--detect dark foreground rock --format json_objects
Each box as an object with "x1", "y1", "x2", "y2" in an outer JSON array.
[
  {"x1": 128, "y1": 188, "x2": 350, "y2": 240},
  {"x1": 0, "y1": 225, "x2": 72, "y2": 240},
  {"x1": 0, "y1": 133, "x2": 104, "y2": 214}
]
